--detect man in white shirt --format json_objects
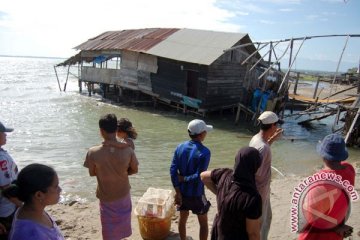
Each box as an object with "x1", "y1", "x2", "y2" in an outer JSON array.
[{"x1": 249, "y1": 111, "x2": 283, "y2": 240}]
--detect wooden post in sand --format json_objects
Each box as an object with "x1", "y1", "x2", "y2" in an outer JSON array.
[
  {"x1": 313, "y1": 76, "x2": 321, "y2": 99},
  {"x1": 293, "y1": 72, "x2": 300, "y2": 95}
]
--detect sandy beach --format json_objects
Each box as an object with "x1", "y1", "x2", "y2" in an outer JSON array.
[
  {"x1": 48, "y1": 170, "x2": 360, "y2": 240},
  {"x1": 47, "y1": 82, "x2": 360, "y2": 239},
  {"x1": 46, "y1": 83, "x2": 360, "y2": 240}
]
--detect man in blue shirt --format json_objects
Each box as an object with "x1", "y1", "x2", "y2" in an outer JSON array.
[{"x1": 170, "y1": 119, "x2": 213, "y2": 240}]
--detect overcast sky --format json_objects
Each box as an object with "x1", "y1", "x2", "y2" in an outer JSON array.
[{"x1": 0, "y1": 0, "x2": 359, "y2": 71}]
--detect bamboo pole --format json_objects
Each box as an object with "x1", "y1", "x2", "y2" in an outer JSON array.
[
  {"x1": 277, "y1": 37, "x2": 306, "y2": 94},
  {"x1": 241, "y1": 42, "x2": 269, "y2": 65},
  {"x1": 63, "y1": 65, "x2": 71, "y2": 92},
  {"x1": 53, "y1": 66, "x2": 62, "y2": 92},
  {"x1": 223, "y1": 34, "x2": 360, "y2": 52},
  {"x1": 248, "y1": 42, "x2": 280, "y2": 72},
  {"x1": 326, "y1": 35, "x2": 350, "y2": 104},
  {"x1": 259, "y1": 40, "x2": 291, "y2": 80},
  {"x1": 313, "y1": 76, "x2": 321, "y2": 99}
]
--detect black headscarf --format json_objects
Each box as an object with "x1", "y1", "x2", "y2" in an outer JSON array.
[
  {"x1": 210, "y1": 147, "x2": 263, "y2": 239},
  {"x1": 232, "y1": 147, "x2": 262, "y2": 191}
]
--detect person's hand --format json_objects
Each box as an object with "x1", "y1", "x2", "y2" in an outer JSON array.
[
  {"x1": 0, "y1": 223, "x2": 6, "y2": 235},
  {"x1": 177, "y1": 174, "x2": 185, "y2": 183},
  {"x1": 268, "y1": 128, "x2": 283, "y2": 144},
  {"x1": 273, "y1": 128, "x2": 283, "y2": 139},
  {"x1": 335, "y1": 224, "x2": 353, "y2": 238}
]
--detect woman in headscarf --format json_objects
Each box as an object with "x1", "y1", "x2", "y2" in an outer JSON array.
[{"x1": 201, "y1": 147, "x2": 263, "y2": 240}]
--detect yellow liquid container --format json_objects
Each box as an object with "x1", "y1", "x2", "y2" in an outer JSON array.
[
  {"x1": 135, "y1": 188, "x2": 174, "y2": 240},
  {"x1": 137, "y1": 212, "x2": 172, "y2": 240}
]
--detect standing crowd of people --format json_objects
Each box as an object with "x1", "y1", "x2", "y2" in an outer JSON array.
[{"x1": 0, "y1": 110, "x2": 356, "y2": 240}]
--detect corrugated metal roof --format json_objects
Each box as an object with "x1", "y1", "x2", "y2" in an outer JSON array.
[
  {"x1": 74, "y1": 28, "x2": 253, "y2": 65},
  {"x1": 75, "y1": 28, "x2": 180, "y2": 52},
  {"x1": 146, "y1": 28, "x2": 247, "y2": 65}
]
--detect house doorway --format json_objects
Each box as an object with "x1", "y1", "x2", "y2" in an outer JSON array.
[{"x1": 186, "y1": 70, "x2": 199, "y2": 98}]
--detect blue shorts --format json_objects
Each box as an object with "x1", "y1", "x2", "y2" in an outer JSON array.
[{"x1": 177, "y1": 194, "x2": 210, "y2": 215}]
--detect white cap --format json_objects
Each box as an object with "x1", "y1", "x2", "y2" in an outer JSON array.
[
  {"x1": 187, "y1": 119, "x2": 213, "y2": 135},
  {"x1": 258, "y1": 111, "x2": 283, "y2": 124}
]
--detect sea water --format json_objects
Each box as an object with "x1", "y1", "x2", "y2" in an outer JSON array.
[{"x1": 1, "y1": 56, "x2": 359, "y2": 202}]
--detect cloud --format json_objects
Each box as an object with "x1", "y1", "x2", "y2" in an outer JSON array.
[
  {"x1": 306, "y1": 14, "x2": 319, "y2": 20},
  {"x1": 321, "y1": 11, "x2": 337, "y2": 16},
  {"x1": 259, "y1": 19, "x2": 275, "y2": 24},
  {"x1": 216, "y1": 1, "x2": 268, "y2": 14},
  {"x1": 279, "y1": 8, "x2": 294, "y2": 12},
  {"x1": 0, "y1": 0, "x2": 245, "y2": 57},
  {"x1": 0, "y1": 11, "x2": 9, "y2": 20},
  {"x1": 234, "y1": 10, "x2": 249, "y2": 16}
]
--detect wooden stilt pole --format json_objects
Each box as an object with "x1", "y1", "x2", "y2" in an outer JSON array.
[
  {"x1": 63, "y1": 65, "x2": 71, "y2": 92},
  {"x1": 54, "y1": 66, "x2": 62, "y2": 92},
  {"x1": 293, "y1": 72, "x2": 300, "y2": 95}
]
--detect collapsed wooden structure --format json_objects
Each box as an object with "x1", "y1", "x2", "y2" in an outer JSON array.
[
  {"x1": 274, "y1": 34, "x2": 360, "y2": 146},
  {"x1": 230, "y1": 34, "x2": 360, "y2": 146}
]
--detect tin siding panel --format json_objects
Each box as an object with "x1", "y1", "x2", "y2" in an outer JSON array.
[
  {"x1": 81, "y1": 67, "x2": 121, "y2": 85},
  {"x1": 138, "y1": 54, "x2": 158, "y2": 73},
  {"x1": 151, "y1": 58, "x2": 186, "y2": 103}
]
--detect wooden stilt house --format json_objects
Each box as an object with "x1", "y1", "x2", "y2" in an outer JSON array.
[{"x1": 57, "y1": 28, "x2": 267, "y2": 115}]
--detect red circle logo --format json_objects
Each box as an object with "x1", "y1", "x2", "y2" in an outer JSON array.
[{"x1": 301, "y1": 181, "x2": 350, "y2": 230}]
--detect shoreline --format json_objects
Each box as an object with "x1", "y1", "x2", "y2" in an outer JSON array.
[{"x1": 48, "y1": 173, "x2": 360, "y2": 240}]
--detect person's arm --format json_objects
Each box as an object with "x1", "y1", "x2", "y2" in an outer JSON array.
[
  {"x1": 170, "y1": 149, "x2": 180, "y2": 188},
  {"x1": 181, "y1": 151, "x2": 210, "y2": 183},
  {"x1": 83, "y1": 152, "x2": 96, "y2": 176},
  {"x1": 7, "y1": 196, "x2": 22, "y2": 207},
  {"x1": 246, "y1": 218, "x2": 261, "y2": 240},
  {"x1": 127, "y1": 151, "x2": 138, "y2": 175},
  {"x1": 200, "y1": 171, "x2": 217, "y2": 194},
  {"x1": 1, "y1": 185, "x2": 23, "y2": 207},
  {"x1": 334, "y1": 224, "x2": 353, "y2": 238},
  {"x1": 170, "y1": 149, "x2": 182, "y2": 206}
]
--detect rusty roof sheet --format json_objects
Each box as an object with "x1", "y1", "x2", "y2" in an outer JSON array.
[{"x1": 75, "y1": 28, "x2": 179, "y2": 52}]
